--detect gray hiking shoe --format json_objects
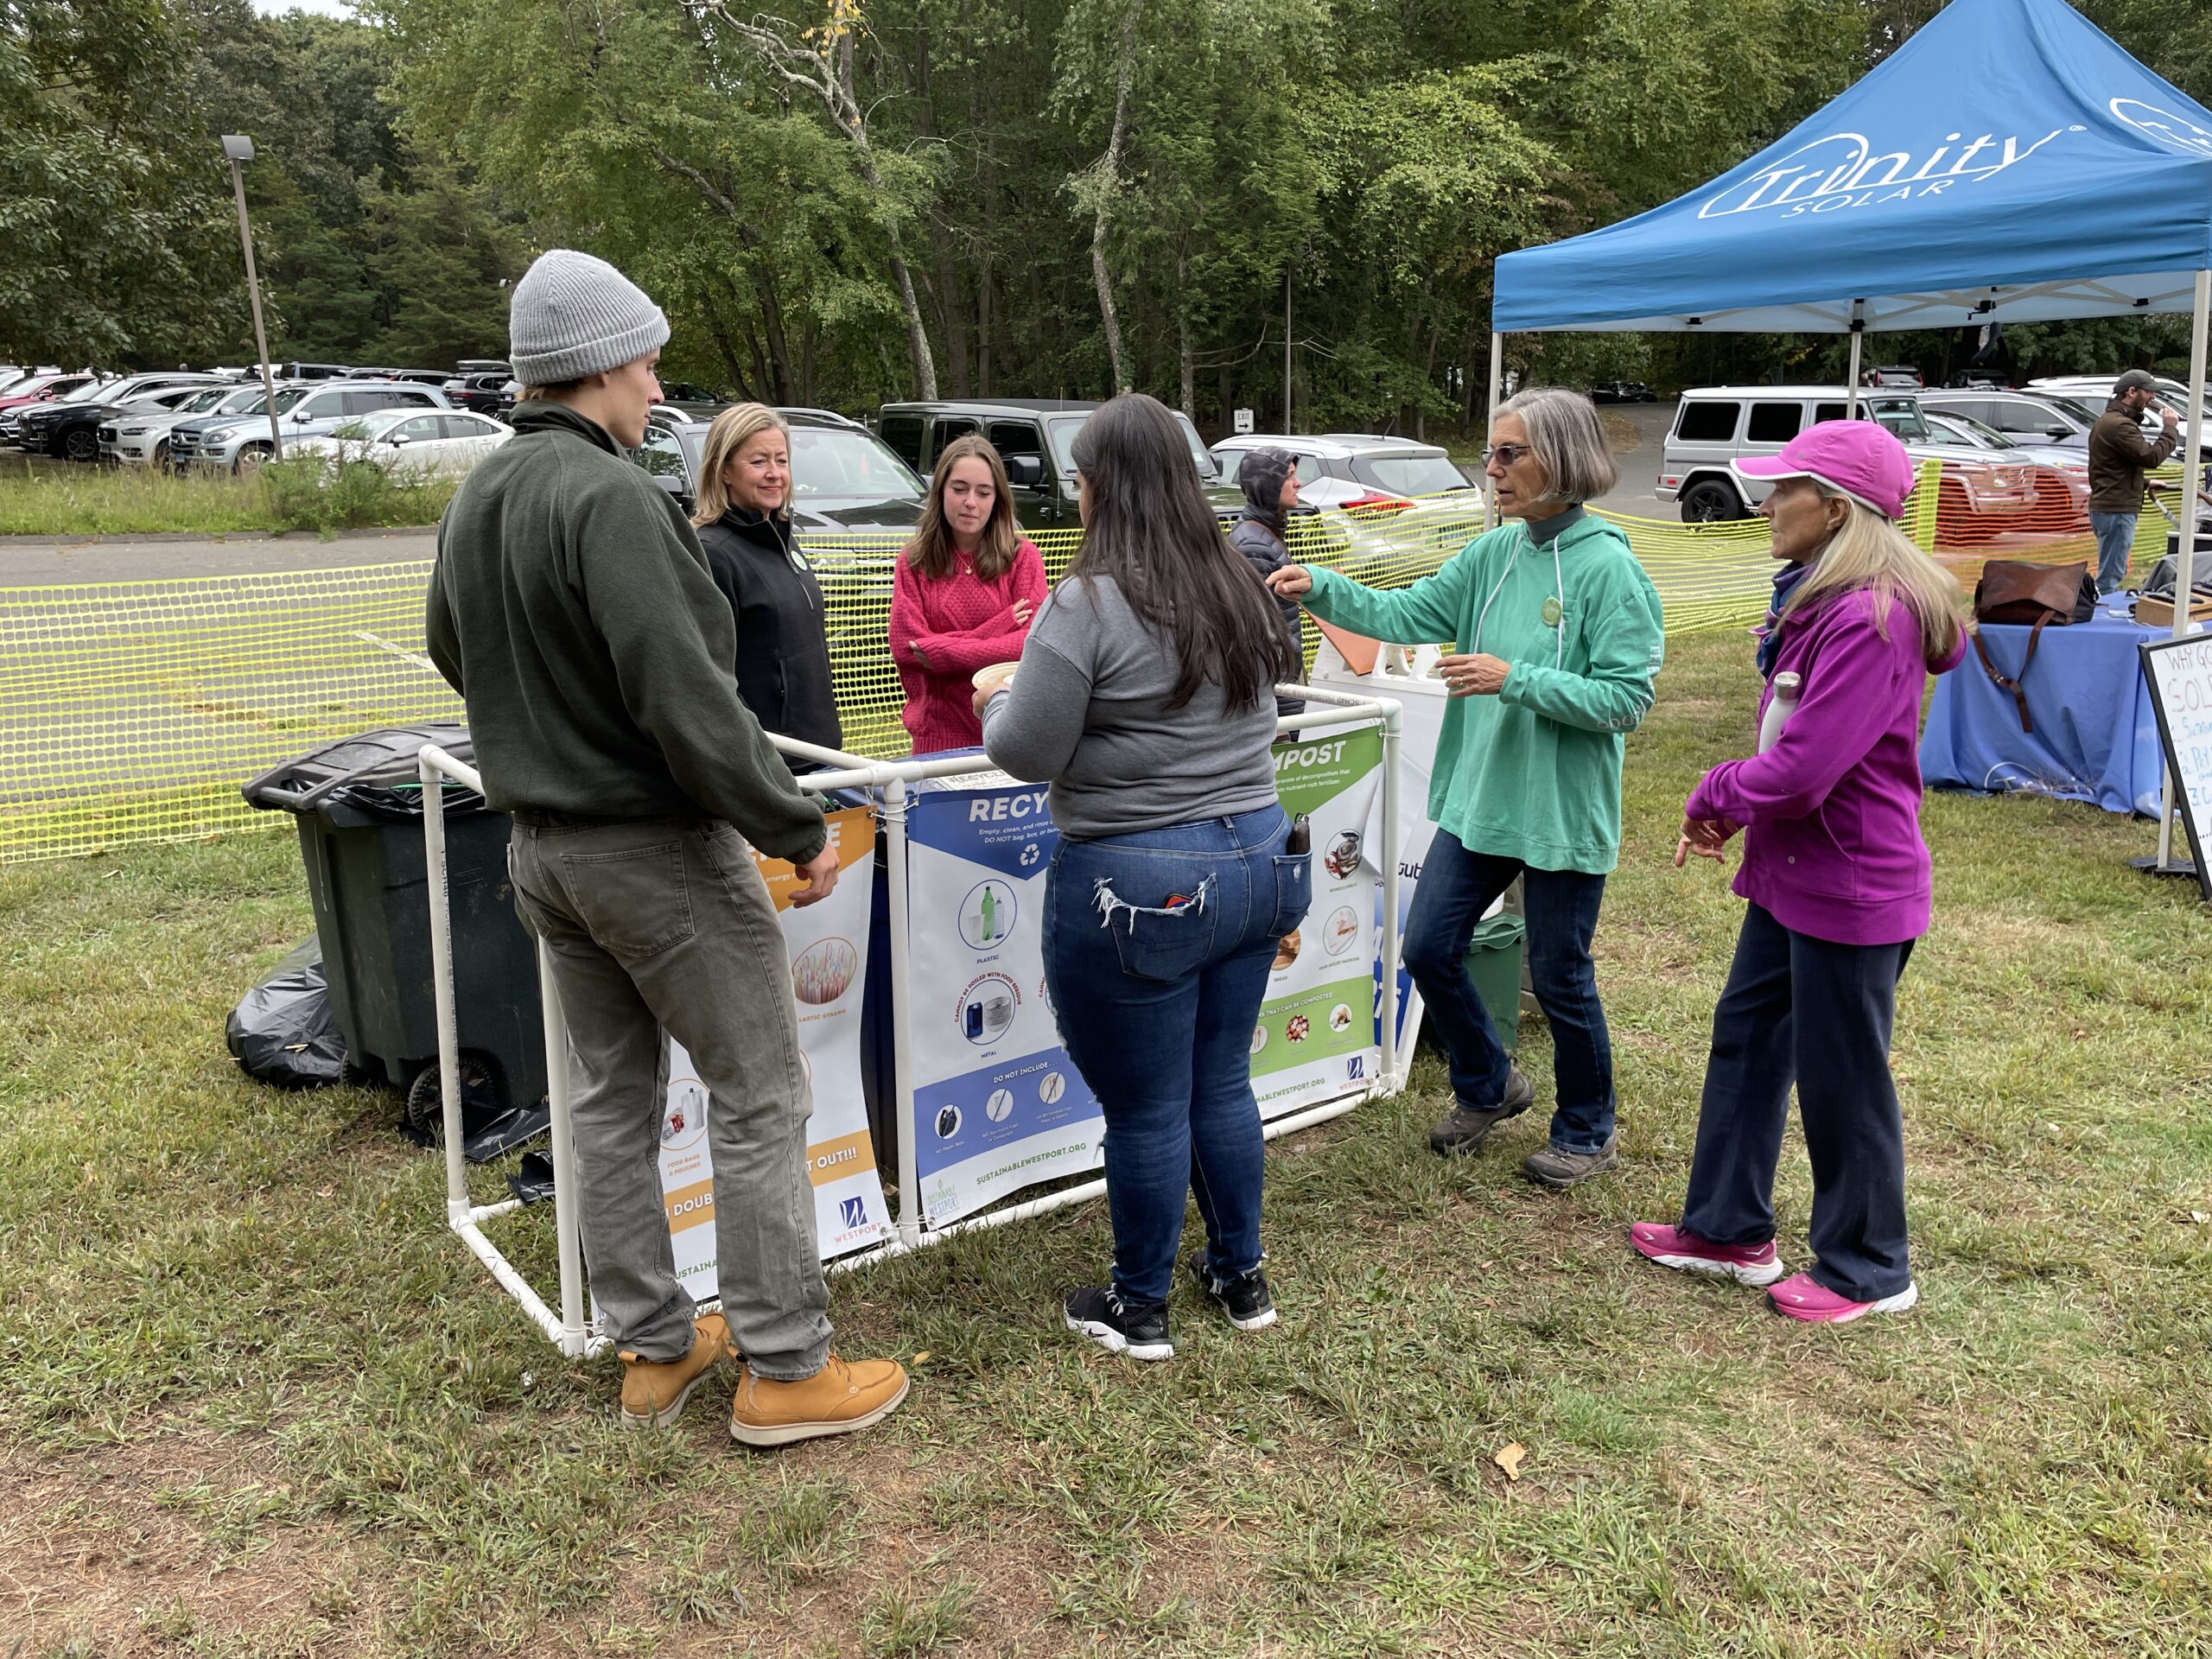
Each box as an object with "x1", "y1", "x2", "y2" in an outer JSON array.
[
  {"x1": 1522, "y1": 1133, "x2": 1621, "y2": 1188},
  {"x1": 1427, "y1": 1067, "x2": 1535, "y2": 1155}
]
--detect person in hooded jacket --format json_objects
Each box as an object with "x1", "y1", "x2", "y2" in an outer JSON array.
[
  {"x1": 1638, "y1": 422, "x2": 1968, "y2": 1325},
  {"x1": 691, "y1": 404, "x2": 842, "y2": 754},
  {"x1": 1225, "y1": 447, "x2": 1306, "y2": 716},
  {"x1": 1269, "y1": 388, "x2": 1664, "y2": 1187}
]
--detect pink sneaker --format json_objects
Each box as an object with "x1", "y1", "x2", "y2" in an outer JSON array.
[
  {"x1": 1767, "y1": 1272, "x2": 1918, "y2": 1324},
  {"x1": 1630, "y1": 1222, "x2": 1786, "y2": 1287}
]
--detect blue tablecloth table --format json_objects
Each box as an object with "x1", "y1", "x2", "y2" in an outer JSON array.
[{"x1": 1919, "y1": 598, "x2": 2165, "y2": 816}]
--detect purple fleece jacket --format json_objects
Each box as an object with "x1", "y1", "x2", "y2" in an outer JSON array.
[{"x1": 1685, "y1": 588, "x2": 1966, "y2": 947}]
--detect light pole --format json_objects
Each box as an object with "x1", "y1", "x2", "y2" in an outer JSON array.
[{"x1": 220, "y1": 135, "x2": 283, "y2": 462}]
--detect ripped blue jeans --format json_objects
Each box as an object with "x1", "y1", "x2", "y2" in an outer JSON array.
[{"x1": 1043, "y1": 804, "x2": 1310, "y2": 1306}]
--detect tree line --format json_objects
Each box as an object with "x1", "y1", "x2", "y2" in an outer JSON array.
[{"x1": 6, "y1": 0, "x2": 2208, "y2": 435}]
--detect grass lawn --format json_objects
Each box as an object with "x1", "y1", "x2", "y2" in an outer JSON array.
[
  {"x1": 0, "y1": 457, "x2": 451, "y2": 538},
  {"x1": 3, "y1": 626, "x2": 2209, "y2": 1657}
]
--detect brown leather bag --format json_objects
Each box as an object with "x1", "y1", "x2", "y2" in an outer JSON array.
[{"x1": 1970, "y1": 559, "x2": 2094, "y2": 734}]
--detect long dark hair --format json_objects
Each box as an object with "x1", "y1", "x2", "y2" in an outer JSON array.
[
  {"x1": 1068, "y1": 394, "x2": 1298, "y2": 709},
  {"x1": 904, "y1": 434, "x2": 1020, "y2": 581}
]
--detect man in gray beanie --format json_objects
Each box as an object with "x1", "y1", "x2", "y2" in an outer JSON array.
[
  {"x1": 427, "y1": 248, "x2": 908, "y2": 1446},
  {"x1": 2088, "y1": 368, "x2": 2182, "y2": 594}
]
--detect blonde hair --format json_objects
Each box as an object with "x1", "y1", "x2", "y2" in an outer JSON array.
[
  {"x1": 691, "y1": 404, "x2": 791, "y2": 527},
  {"x1": 905, "y1": 434, "x2": 1021, "y2": 581},
  {"x1": 1497, "y1": 387, "x2": 1618, "y2": 505},
  {"x1": 1781, "y1": 481, "x2": 1967, "y2": 667}
]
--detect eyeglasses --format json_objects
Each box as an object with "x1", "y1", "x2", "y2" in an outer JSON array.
[{"x1": 1482, "y1": 443, "x2": 1535, "y2": 467}]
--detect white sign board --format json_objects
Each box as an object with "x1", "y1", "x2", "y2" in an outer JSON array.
[
  {"x1": 648, "y1": 805, "x2": 893, "y2": 1311},
  {"x1": 1234, "y1": 407, "x2": 1255, "y2": 435},
  {"x1": 2143, "y1": 633, "x2": 2212, "y2": 900},
  {"x1": 904, "y1": 770, "x2": 1104, "y2": 1228},
  {"x1": 1254, "y1": 728, "x2": 1385, "y2": 1115}
]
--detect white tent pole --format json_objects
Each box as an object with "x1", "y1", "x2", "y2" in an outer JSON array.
[
  {"x1": 1846, "y1": 313, "x2": 1864, "y2": 420},
  {"x1": 2154, "y1": 267, "x2": 2209, "y2": 870},
  {"x1": 1484, "y1": 331, "x2": 1503, "y2": 531}
]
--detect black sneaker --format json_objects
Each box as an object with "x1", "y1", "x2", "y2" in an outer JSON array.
[
  {"x1": 1188, "y1": 1258, "x2": 1278, "y2": 1332},
  {"x1": 1064, "y1": 1286, "x2": 1173, "y2": 1362},
  {"x1": 1427, "y1": 1066, "x2": 1535, "y2": 1154}
]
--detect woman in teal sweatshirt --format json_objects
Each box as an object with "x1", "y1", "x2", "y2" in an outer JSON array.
[{"x1": 1269, "y1": 389, "x2": 1664, "y2": 1185}]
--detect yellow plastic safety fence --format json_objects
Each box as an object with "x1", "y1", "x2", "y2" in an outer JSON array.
[{"x1": 0, "y1": 475, "x2": 2038, "y2": 867}]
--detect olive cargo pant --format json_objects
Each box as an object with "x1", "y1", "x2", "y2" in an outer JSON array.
[{"x1": 508, "y1": 816, "x2": 832, "y2": 1379}]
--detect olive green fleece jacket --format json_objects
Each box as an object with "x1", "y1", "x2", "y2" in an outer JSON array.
[
  {"x1": 425, "y1": 401, "x2": 827, "y2": 864},
  {"x1": 1301, "y1": 509, "x2": 1664, "y2": 874}
]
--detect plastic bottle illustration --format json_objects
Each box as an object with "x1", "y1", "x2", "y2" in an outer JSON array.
[
  {"x1": 1758, "y1": 671, "x2": 1802, "y2": 754},
  {"x1": 979, "y1": 884, "x2": 997, "y2": 943}
]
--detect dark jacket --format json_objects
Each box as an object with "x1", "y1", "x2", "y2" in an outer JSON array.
[
  {"x1": 2088, "y1": 397, "x2": 2177, "y2": 514},
  {"x1": 424, "y1": 400, "x2": 827, "y2": 862},
  {"x1": 1228, "y1": 511, "x2": 1306, "y2": 715},
  {"x1": 695, "y1": 506, "x2": 843, "y2": 753}
]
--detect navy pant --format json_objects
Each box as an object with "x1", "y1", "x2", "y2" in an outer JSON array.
[
  {"x1": 1402, "y1": 832, "x2": 1615, "y2": 1154},
  {"x1": 1680, "y1": 903, "x2": 1915, "y2": 1303},
  {"x1": 1043, "y1": 804, "x2": 1310, "y2": 1306}
]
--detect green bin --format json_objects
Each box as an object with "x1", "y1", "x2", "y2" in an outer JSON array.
[{"x1": 1464, "y1": 911, "x2": 1525, "y2": 1055}]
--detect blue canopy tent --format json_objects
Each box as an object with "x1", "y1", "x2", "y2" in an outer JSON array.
[{"x1": 1491, "y1": 0, "x2": 2212, "y2": 869}]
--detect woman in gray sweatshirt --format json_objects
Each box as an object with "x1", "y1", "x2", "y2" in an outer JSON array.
[{"x1": 981, "y1": 393, "x2": 1306, "y2": 1362}]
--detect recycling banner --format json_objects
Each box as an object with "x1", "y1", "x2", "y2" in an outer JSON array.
[
  {"x1": 1252, "y1": 727, "x2": 1386, "y2": 1117},
  {"x1": 903, "y1": 769, "x2": 1104, "y2": 1229},
  {"x1": 651, "y1": 805, "x2": 893, "y2": 1307}
]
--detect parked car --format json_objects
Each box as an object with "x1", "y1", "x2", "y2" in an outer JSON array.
[
  {"x1": 340, "y1": 366, "x2": 453, "y2": 386},
  {"x1": 876, "y1": 397, "x2": 1237, "y2": 528},
  {"x1": 630, "y1": 408, "x2": 927, "y2": 531},
  {"x1": 1588, "y1": 381, "x2": 1657, "y2": 404},
  {"x1": 0, "y1": 371, "x2": 103, "y2": 424},
  {"x1": 287, "y1": 408, "x2": 512, "y2": 477},
  {"x1": 101, "y1": 383, "x2": 271, "y2": 467},
  {"x1": 173, "y1": 381, "x2": 452, "y2": 474},
  {"x1": 2021, "y1": 374, "x2": 2212, "y2": 459},
  {"x1": 1658, "y1": 385, "x2": 2044, "y2": 538},
  {"x1": 1212, "y1": 431, "x2": 1484, "y2": 581},
  {"x1": 263, "y1": 361, "x2": 352, "y2": 381},
  {"x1": 20, "y1": 372, "x2": 231, "y2": 461},
  {"x1": 1918, "y1": 387, "x2": 2095, "y2": 449},
  {"x1": 442, "y1": 371, "x2": 515, "y2": 417},
  {"x1": 1945, "y1": 370, "x2": 2010, "y2": 390},
  {"x1": 1920, "y1": 410, "x2": 2090, "y2": 515},
  {"x1": 657, "y1": 382, "x2": 731, "y2": 419},
  {"x1": 1872, "y1": 365, "x2": 1924, "y2": 388}
]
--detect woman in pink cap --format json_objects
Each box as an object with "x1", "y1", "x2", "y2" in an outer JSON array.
[{"x1": 1633, "y1": 421, "x2": 1968, "y2": 1323}]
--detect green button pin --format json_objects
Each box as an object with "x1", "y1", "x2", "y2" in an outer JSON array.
[{"x1": 1541, "y1": 596, "x2": 1562, "y2": 627}]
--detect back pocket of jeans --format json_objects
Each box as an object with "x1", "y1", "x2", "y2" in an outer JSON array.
[
  {"x1": 1270, "y1": 852, "x2": 1313, "y2": 940},
  {"x1": 1099, "y1": 873, "x2": 1218, "y2": 983},
  {"x1": 558, "y1": 840, "x2": 695, "y2": 962}
]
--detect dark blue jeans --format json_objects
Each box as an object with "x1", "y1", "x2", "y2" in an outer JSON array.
[
  {"x1": 1043, "y1": 804, "x2": 1310, "y2": 1306},
  {"x1": 1680, "y1": 903, "x2": 1914, "y2": 1303},
  {"x1": 1403, "y1": 832, "x2": 1616, "y2": 1154}
]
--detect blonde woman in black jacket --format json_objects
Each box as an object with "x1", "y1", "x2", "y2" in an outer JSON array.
[{"x1": 692, "y1": 404, "x2": 842, "y2": 751}]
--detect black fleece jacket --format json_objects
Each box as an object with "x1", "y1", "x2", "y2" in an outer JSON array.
[{"x1": 695, "y1": 506, "x2": 844, "y2": 754}]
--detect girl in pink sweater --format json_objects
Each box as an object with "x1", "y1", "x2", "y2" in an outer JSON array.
[{"x1": 889, "y1": 435, "x2": 1048, "y2": 753}]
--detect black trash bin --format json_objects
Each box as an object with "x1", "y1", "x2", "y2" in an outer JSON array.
[{"x1": 242, "y1": 723, "x2": 547, "y2": 1134}]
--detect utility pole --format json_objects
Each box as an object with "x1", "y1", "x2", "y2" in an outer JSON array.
[
  {"x1": 1283, "y1": 268, "x2": 1293, "y2": 435},
  {"x1": 221, "y1": 136, "x2": 283, "y2": 461}
]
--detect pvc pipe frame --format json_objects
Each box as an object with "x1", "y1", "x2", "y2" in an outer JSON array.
[
  {"x1": 2154, "y1": 267, "x2": 2210, "y2": 872},
  {"x1": 416, "y1": 686, "x2": 1404, "y2": 1356}
]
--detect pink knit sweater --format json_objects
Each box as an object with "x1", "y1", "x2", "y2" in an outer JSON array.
[{"x1": 887, "y1": 540, "x2": 1048, "y2": 754}]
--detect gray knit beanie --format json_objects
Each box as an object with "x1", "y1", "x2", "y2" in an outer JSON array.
[{"x1": 507, "y1": 249, "x2": 670, "y2": 385}]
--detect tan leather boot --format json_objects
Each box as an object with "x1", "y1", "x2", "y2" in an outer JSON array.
[
  {"x1": 618, "y1": 1312, "x2": 735, "y2": 1429},
  {"x1": 728, "y1": 1353, "x2": 910, "y2": 1448}
]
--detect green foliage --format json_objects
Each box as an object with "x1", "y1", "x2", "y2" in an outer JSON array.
[{"x1": 257, "y1": 450, "x2": 456, "y2": 531}]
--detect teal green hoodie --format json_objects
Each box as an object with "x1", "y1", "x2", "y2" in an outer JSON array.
[{"x1": 1303, "y1": 509, "x2": 1664, "y2": 874}]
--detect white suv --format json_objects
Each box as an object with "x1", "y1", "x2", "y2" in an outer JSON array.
[{"x1": 1659, "y1": 385, "x2": 2050, "y2": 537}]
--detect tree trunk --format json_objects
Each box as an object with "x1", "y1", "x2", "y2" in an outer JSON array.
[
  {"x1": 1176, "y1": 253, "x2": 1195, "y2": 419},
  {"x1": 1088, "y1": 0, "x2": 1142, "y2": 396},
  {"x1": 910, "y1": 19, "x2": 971, "y2": 396}
]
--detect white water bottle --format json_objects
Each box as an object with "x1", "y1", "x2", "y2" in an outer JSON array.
[{"x1": 1758, "y1": 671, "x2": 1802, "y2": 754}]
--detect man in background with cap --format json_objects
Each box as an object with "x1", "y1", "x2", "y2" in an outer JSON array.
[
  {"x1": 427, "y1": 248, "x2": 908, "y2": 1446},
  {"x1": 2088, "y1": 368, "x2": 2181, "y2": 594}
]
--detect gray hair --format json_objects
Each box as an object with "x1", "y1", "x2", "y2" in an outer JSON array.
[{"x1": 1496, "y1": 387, "x2": 1618, "y2": 505}]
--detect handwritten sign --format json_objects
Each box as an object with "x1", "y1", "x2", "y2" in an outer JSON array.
[{"x1": 2141, "y1": 634, "x2": 2212, "y2": 901}]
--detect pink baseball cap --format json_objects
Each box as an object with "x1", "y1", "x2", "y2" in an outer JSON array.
[{"x1": 1732, "y1": 421, "x2": 1918, "y2": 519}]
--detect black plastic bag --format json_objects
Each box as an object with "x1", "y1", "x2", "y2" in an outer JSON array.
[{"x1": 226, "y1": 937, "x2": 346, "y2": 1089}]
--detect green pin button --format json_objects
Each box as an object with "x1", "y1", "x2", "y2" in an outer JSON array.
[{"x1": 1541, "y1": 596, "x2": 1562, "y2": 627}]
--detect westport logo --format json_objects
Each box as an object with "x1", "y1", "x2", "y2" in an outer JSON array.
[
  {"x1": 839, "y1": 1195, "x2": 868, "y2": 1230},
  {"x1": 2110, "y1": 98, "x2": 2212, "y2": 159},
  {"x1": 1698, "y1": 127, "x2": 2079, "y2": 220}
]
